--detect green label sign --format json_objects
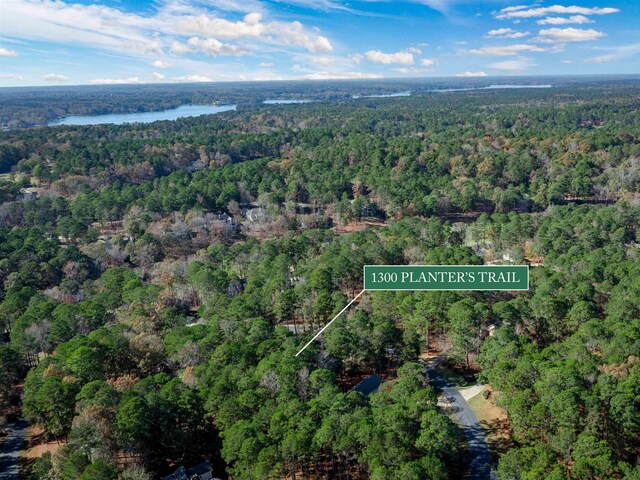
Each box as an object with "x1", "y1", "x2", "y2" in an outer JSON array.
[{"x1": 364, "y1": 265, "x2": 529, "y2": 291}]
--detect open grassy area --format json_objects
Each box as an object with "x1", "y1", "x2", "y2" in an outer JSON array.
[
  {"x1": 19, "y1": 426, "x2": 64, "y2": 479},
  {"x1": 467, "y1": 389, "x2": 514, "y2": 464}
]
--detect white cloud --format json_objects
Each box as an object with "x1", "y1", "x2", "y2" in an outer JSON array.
[
  {"x1": 488, "y1": 57, "x2": 537, "y2": 72},
  {"x1": 499, "y1": 5, "x2": 532, "y2": 13},
  {"x1": 537, "y1": 15, "x2": 593, "y2": 25},
  {"x1": 175, "y1": 12, "x2": 266, "y2": 39},
  {"x1": 0, "y1": 73, "x2": 24, "y2": 80},
  {"x1": 302, "y1": 71, "x2": 383, "y2": 80},
  {"x1": 486, "y1": 28, "x2": 530, "y2": 39},
  {"x1": 170, "y1": 42, "x2": 192, "y2": 55},
  {"x1": 586, "y1": 43, "x2": 640, "y2": 63},
  {"x1": 469, "y1": 44, "x2": 547, "y2": 56},
  {"x1": 394, "y1": 67, "x2": 432, "y2": 74},
  {"x1": 258, "y1": 62, "x2": 274, "y2": 67},
  {"x1": 0, "y1": 47, "x2": 18, "y2": 57},
  {"x1": 455, "y1": 71, "x2": 487, "y2": 77},
  {"x1": 273, "y1": 21, "x2": 333, "y2": 52},
  {"x1": 90, "y1": 76, "x2": 142, "y2": 85},
  {"x1": 420, "y1": 58, "x2": 436, "y2": 66},
  {"x1": 187, "y1": 37, "x2": 248, "y2": 56},
  {"x1": 0, "y1": 1, "x2": 333, "y2": 60},
  {"x1": 251, "y1": 74, "x2": 287, "y2": 81},
  {"x1": 198, "y1": 0, "x2": 265, "y2": 13},
  {"x1": 537, "y1": 27, "x2": 604, "y2": 43},
  {"x1": 496, "y1": 5, "x2": 619, "y2": 20},
  {"x1": 412, "y1": 0, "x2": 454, "y2": 14},
  {"x1": 587, "y1": 54, "x2": 615, "y2": 63},
  {"x1": 172, "y1": 74, "x2": 213, "y2": 82},
  {"x1": 43, "y1": 73, "x2": 69, "y2": 82},
  {"x1": 365, "y1": 50, "x2": 414, "y2": 65},
  {"x1": 0, "y1": 1, "x2": 163, "y2": 56},
  {"x1": 270, "y1": 0, "x2": 352, "y2": 12},
  {"x1": 310, "y1": 56, "x2": 334, "y2": 66},
  {"x1": 152, "y1": 60, "x2": 170, "y2": 68},
  {"x1": 287, "y1": 0, "x2": 452, "y2": 14},
  {"x1": 350, "y1": 53, "x2": 364, "y2": 64},
  {"x1": 311, "y1": 37, "x2": 333, "y2": 53},
  {"x1": 175, "y1": 13, "x2": 334, "y2": 52},
  {"x1": 151, "y1": 72, "x2": 166, "y2": 80},
  {"x1": 1, "y1": 0, "x2": 165, "y2": 56}
]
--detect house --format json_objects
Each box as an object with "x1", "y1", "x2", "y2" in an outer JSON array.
[
  {"x1": 501, "y1": 252, "x2": 514, "y2": 263},
  {"x1": 186, "y1": 463, "x2": 215, "y2": 480},
  {"x1": 216, "y1": 212, "x2": 233, "y2": 223},
  {"x1": 19, "y1": 187, "x2": 39, "y2": 201},
  {"x1": 244, "y1": 207, "x2": 267, "y2": 223},
  {"x1": 215, "y1": 212, "x2": 239, "y2": 233},
  {"x1": 162, "y1": 462, "x2": 218, "y2": 480}
]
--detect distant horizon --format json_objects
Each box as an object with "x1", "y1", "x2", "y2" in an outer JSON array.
[{"x1": 1, "y1": 72, "x2": 639, "y2": 91}]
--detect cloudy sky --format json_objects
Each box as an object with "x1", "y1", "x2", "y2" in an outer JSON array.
[{"x1": 0, "y1": 0, "x2": 638, "y2": 86}]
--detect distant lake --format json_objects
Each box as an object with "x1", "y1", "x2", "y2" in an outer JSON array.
[
  {"x1": 430, "y1": 84, "x2": 552, "y2": 92},
  {"x1": 263, "y1": 99, "x2": 313, "y2": 104},
  {"x1": 353, "y1": 91, "x2": 412, "y2": 99},
  {"x1": 48, "y1": 104, "x2": 237, "y2": 126}
]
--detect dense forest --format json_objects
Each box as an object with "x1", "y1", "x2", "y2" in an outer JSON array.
[{"x1": 0, "y1": 79, "x2": 639, "y2": 480}]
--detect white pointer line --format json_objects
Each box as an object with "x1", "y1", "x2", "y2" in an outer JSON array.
[{"x1": 295, "y1": 289, "x2": 365, "y2": 357}]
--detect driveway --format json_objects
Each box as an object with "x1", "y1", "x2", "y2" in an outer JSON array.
[
  {"x1": 424, "y1": 361, "x2": 491, "y2": 480},
  {"x1": 0, "y1": 418, "x2": 28, "y2": 480}
]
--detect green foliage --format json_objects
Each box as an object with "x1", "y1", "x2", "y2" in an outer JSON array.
[
  {"x1": 79, "y1": 461, "x2": 118, "y2": 480},
  {"x1": 30, "y1": 451, "x2": 53, "y2": 480},
  {"x1": 4, "y1": 84, "x2": 640, "y2": 479}
]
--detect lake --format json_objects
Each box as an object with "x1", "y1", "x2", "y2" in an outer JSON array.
[
  {"x1": 263, "y1": 99, "x2": 313, "y2": 104},
  {"x1": 430, "y1": 84, "x2": 552, "y2": 92},
  {"x1": 353, "y1": 91, "x2": 412, "y2": 99},
  {"x1": 48, "y1": 104, "x2": 237, "y2": 126}
]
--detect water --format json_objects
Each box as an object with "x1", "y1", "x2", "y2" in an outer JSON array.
[
  {"x1": 48, "y1": 104, "x2": 236, "y2": 126},
  {"x1": 263, "y1": 99, "x2": 313, "y2": 104},
  {"x1": 430, "y1": 84, "x2": 552, "y2": 92},
  {"x1": 352, "y1": 91, "x2": 412, "y2": 99}
]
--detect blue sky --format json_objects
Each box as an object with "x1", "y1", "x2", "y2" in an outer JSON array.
[{"x1": 0, "y1": 0, "x2": 638, "y2": 86}]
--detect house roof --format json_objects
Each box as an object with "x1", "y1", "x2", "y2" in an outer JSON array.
[
  {"x1": 162, "y1": 462, "x2": 212, "y2": 480},
  {"x1": 351, "y1": 374, "x2": 381, "y2": 396},
  {"x1": 187, "y1": 462, "x2": 212, "y2": 476},
  {"x1": 162, "y1": 466, "x2": 188, "y2": 480}
]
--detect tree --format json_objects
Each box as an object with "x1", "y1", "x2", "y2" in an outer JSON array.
[
  {"x1": 24, "y1": 377, "x2": 76, "y2": 440},
  {"x1": 447, "y1": 299, "x2": 486, "y2": 368},
  {"x1": 118, "y1": 466, "x2": 152, "y2": 480},
  {"x1": 0, "y1": 345, "x2": 21, "y2": 408},
  {"x1": 79, "y1": 461, "x2": 118, "y2": 480},
  {"x1": 116, "y1": 397, "x2": 153, "y2": 451},
  {"x1": 68, "y1": 346, "x2": 104, "y2": 383},
  {"x1": 571, "y1": 433, "x2": 615, "y2": 480}
]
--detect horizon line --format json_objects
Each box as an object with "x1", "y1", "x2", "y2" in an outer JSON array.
[{"x1": 1, "y1": 73, "x2": 640, "y2": 90}]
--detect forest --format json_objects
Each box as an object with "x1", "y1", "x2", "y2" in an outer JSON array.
[{"x1": 0, "y1": 79, "x2": 638, "y2": 480}]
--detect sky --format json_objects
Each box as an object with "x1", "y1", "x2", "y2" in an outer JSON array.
[{"x1": 0, "y1": 0, "x2": 638, "y2": 87}]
